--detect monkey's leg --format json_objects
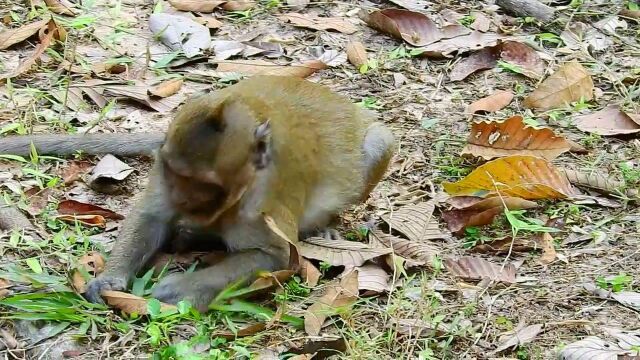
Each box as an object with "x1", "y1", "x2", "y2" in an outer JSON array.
[
  {"x1": 84, "y1": 164, "x2": 176, "y2": 303},
  {"x1": 360, "y1": 122, "x2": 395, "y2": 201}
]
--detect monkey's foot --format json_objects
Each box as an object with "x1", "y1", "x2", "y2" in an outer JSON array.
[
  {"x1": 151, "y1": 272, "x2": 215, "y2": 312},
  {"x1": 84, "y1": 274, "x2": 128, "y2": 303},
  {"x1": 301, "y1": 228, "x2": 343, "y2": 241}
]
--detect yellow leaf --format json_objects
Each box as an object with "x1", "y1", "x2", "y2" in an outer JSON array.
[{"x1": 523, "y1": 60, "x2": 593, "y2": 111}]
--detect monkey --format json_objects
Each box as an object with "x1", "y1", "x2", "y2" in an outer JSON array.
[{"x1": 0, "y1": 76, "x2": 395, "y2": 311}]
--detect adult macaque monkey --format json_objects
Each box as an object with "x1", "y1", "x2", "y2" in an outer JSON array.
[{"x1": 0, "y1": 76, "x2": 395, "y2": 311}]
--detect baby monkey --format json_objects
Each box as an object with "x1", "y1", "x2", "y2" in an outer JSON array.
[{"x1": 0, "y1": 76, "x2": 395, "y2": 311}]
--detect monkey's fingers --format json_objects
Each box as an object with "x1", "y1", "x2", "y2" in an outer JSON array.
[{"x1": 84, "y1": 275, "x2": 127, "y2": 304}]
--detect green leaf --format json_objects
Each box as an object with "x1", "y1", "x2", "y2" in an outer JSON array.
[
  {"x1": 25, "y1": 258, "x2": 43, "y2": 274},
  {"x1": 146, "y1": 323, "x2": 162, "y2": 346},
  {"x1": 147, "y1": 298, "x2": 162, "y2": 317},
  {"x1": 210, "y1": 300, "x2": 303, "y2": 328}
]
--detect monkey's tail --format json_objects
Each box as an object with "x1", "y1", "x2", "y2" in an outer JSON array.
[{"x1": 0, "y1": 133, "x2": 165, "y2": 157}]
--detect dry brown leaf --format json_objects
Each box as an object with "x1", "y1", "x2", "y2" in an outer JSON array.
[
  {"x1": 71, "y1": 252, "x2": 106, "y2": 293},
  {"x1": 44, "y1": 0, "x2": 78, "y2": 15},
  {"x1": 102, "y1": 290, "x2": 176, "y2": 315},
  {"x1": 221, "y1": 0, "x2": 255, "y2": 11},
  {"x1": 168, "y1": 0, "x2": 225, "y2": 12},
  {"x1": 417, "y1": 31, "x2": 502, "y2": 58},
  {"x1": 575, "y1": 105, "x2": 640, "y2": 136},
  {"x1": 55, "y1": 214, "x2": 107, "y2": 228},
  {"x1": 392, "y1": 318, "x2": 447, "y2": 337},
  {"x1": 286, "y1": 0, "x2": 309, "y2": 11},
  {"x1": 79, "y1": 80, "x2": 184, "y2": 113},
  {"x1": 461, "y1": 115, "x2": 574, "y2": 160},
  {"x1": 355, "y1": 264, "x2": 390, "y2": 294},
  {"x1": 58, "y1": 199, "x2": 124, "y2": 220},
  {"x1": 0, "y1": 18, "x2": 49, "y2": 50},
  {"x1": 215, "y1": 59, "x2": 327, "y2": 77},
  {"x1": 0, "y1": 278, "x2": 11, "y2": 299},
  {"x1": 345, "y1": 41, "x2": 368, "y2": 68},
  {"x1": 370, "y1": 229, "x2": 438, "y2": 266},
  {"x1": 443, "y1": 155, "x2": 575, "y2": 200},
  {"x1": 560, "y1": 168, "x2": 626, "y2": 195},
  {"x1": 381, "y1": 201, "x2": 446, "y2": 242},
  {"x1": 583, "y1": 283, "x2": 640, "y2": 311},
  {"x1": 620, "y1": 8, "x2": 640, "y2": 19},
  {"x1": 445, "y1": 256, "x2": 516, "y2": 284},
  {"x1": 470, "y1": 236, "x2": 538, "y2": 254},
  {"x1": 300, "y1": 259, "x2": 321, "y2": 287},
  {"x1": 523, "y1": 61, "x2": 594, "y2": 111},
  {"x1": 499, "y1": 41, "x2": 545, "y2": 80},
  {"x1": 244, "y1": 270, "x2": 296, "y2": 298},
  {"x1": 279, "y1": 13, "x2": 357, "y2": 34},
  {"x1": 193, "y1": 15, "x2": 224, "y2": 29},
  {"x1": 361, "y1": 9, "x2": 468, "y2": 46},
  {"x1": 1, "y1": 19, "x2": 65, "y2": 80},
  {"x1": 60, "y1": 160, "x2": 93, "y2": 185},
  {"x1": 299, "y1": 237, "x2": 391, "y2": 267},
  {"x1": 470, "y1": 12, "x2": 491, "y2": 32},
  {"x1": 449, "y1": 47, "x2": 500, "y2": 82},
  {"x1": 466, "y1": 90, "x2": 514, "y2": 116},
  {"x1": 494, "y1": 324, "x2": 544, "y2": 353},
  {"x1": 442, "y1": 196, "x2": 538, "y2": 234},
  {"x1": 304, "y1": 270, "x2": 358, "y2": 335},
  {"x1": 214, "y1": 323, "x2": 267, "y2": 340},
  {"x1": 148, "y1": 78, "x2": 184, "y2": 98},
  {"x1": 538, "y1": 233, "x2": 556, "y2": 265}
]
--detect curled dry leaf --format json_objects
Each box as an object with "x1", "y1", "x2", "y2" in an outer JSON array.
[
  {"x1": 148, "y1": 78, "x2": 184, "y2": 98},
  {"x1": 214, "y1": 323, "x2": 266, "y2": 340},
  {"x1": 300, "y1": 259, "x2": 321, "y2": 287},
  {"x1": 370, "y1": 229, "x2": 438, "y2": 266},
  {"x1": 304, "y1": 270, "x2": 358, "y2": 335},
  {"x1": 102, "y1": 290, "x2": 176, "y2": 315},
  {"x1": 55, "y1": 214, "x2": 107, "y2": 228},
  {"x1": 538, "y1": 233, "x2": 556, "y2": 265},
  {"x1": 0, "y1": 18, "x2": 50, "y2": 50},
  {"x1": 221, "y1": 0, "x2": 255, "y2": 11},
  {"x1": 300, "y1": 237, "x2": 391, "y2": 267},
  {"x1": 560, "y1": 336, "x2": 637, "y2": 360},
  {"x1": 279, "y1": 13, "x2": 357, "y2": 34},
  {"x1": 470, "y1": 236, "x2": 538, "y2": 254},
  {"x1": 361, "y1": 9, "x2": 469, "y2": 46},
  {"x1": 215, "y1": 59, "x2": 327, "y2": 78},
  {"x1": 89, "y1": 154, "x2": 134, "y2": 185},
  {"x1": 345, "y1": 41, "x2": 368, "y2": 68},
  {"x1": 168, "y1": 0, "x2": 225, "y2": 12},
  {"x1": 494, "y1": 324, "x2": 544, "y2": 353},
  {"x1": 466, "y1": 90, "x2": 514, "y2": 116},
  {"x1": 444, "y1": 256, "x2": 516, "y2": 284},
  {"x1": 560, "y1": 169, "x2": 626, "y2": 196},
  {"x1": 58, "y1": 199, "x2": 124, "y2": 220},
  {"x1": 575, "y1": 105, "x2": 640, "y2": 136},
  {"x1": 71, "y1": 252, "x2": 105, "y2": 293},
  {"x1": 449, "y1": 47, "x2": 500, "y2": 82},
  {"x1": 524, "y1": 61, "x2": 594, "y2": 111},
  {"x1": 442, "y1": 196, "x2": 538, "y2": 234},
  {"x1": 381, "y1": 201, "x2": 446, "y2": 242},
  {"x1": 417, "y1": 31, "x2": 502, "y2": 58},
  {"x1": 149, "y1": 13, "x2": 211, "y2": 58},
  {"x1": 44, "y1": 0, "x2": 78, "y2": 15},
  {"x1": 353, "y1": 264, "x2": 390, "y2": 294},
  {"x1": 443, "y1": 155, "x2": 575, "y2": 200},
  {"x1": 583, "y1": 283, "x2": 640, "y2": 311},
  {"x1": 461, "y1": 115, "x2": 574, "y2": 160}
]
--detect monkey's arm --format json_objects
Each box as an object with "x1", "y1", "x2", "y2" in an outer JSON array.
[
  {"x1": 0, "y1": 133, "x2": 164, "y2": 157},
  {"x1": 84, "y1": 161, "x2": 175, "y2": 302}
]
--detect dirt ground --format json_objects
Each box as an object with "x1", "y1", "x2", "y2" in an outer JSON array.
[{"x1": 0, "y1": 0, "x2": 639, "y2": 359}]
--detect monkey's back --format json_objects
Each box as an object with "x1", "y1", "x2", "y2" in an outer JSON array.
[{"x1": 228, "y1": 76, "x2": 370, "y2": 224}]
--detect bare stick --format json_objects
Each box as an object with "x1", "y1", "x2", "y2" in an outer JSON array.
[{"x1": 496, "y1": 0, "x2": 556, "y2": 23}]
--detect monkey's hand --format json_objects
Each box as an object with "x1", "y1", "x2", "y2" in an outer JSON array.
[
  {"x1": 151, "y1": 272, "x2": 215, "y2": 312},
  {"x1": 84, "y1": 274, "x2": 128, "y2": 303}
]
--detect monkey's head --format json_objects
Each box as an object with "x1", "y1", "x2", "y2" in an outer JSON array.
[{"x1": 159, "y1": 94, "x2": 272, "y2": 224}]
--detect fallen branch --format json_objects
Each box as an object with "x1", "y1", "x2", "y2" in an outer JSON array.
[{"x1": 496, "y1": 0, "x2": 556, "y2": 23}]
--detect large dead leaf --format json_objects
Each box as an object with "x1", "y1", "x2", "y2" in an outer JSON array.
[
  {"x1": 560, "y1": 169, "x2": 626, "y2": 195},
  {"x1": 442, "y1": 155, "x2": 575, "y2": 200},
  {"x1": 583, "y1": 283, "x2": 640, "y2": 311},
  {"x1": 417, "y1": 31, "x2": 503, "y2": 58},
  {"x1": 102, "y1": 290, "x2": 176, "y2": 315},
  {"x1": 299, "y1": 237, "x2": 391, "y2": 267},
  {"x1": 442, "y1": 196, "x2": 538, "y2": 234},
  {"x1": 494, "y1": 324, "x2": 544, "y2": 353},
  {"x1": 71, "y1": 252, "x2": 105, "y2": 293},
  {"x1": 346, "y1": 41, "x2": 368, "y2": 68},
  {"x1": 381, "y1": 201, "x2": 446, "y2": 242},
  {"x1": 450, "y1": 41, "x2": 543, "y2": 81},
  {"x1": 575, "y1": 105, "x2": 640, "y2": 136},
  {"x1": 168, "y1": 0, "x2": 225, "y2": 12},
  {"x1": 361, "y1": 9, "x2": 469, "y2": 46},
  {"x1": 149, "y1": 13, "x2": 211, "y2": 58},
  {"x1": 370, "y1": 230, "x2": 439, "y2": 266},
  {"x1": 55, "y1": 214, "x2": 107, "y2": 228},
  {"x1": 461, "y1": 115, "x2": 574, "y2": 160},
  {"x1": 300, "y1": 259, "x2": 321, "y2": 287},
  {"x1": 0, "y1": 18, "x2": 50, "y2": 50},
  {"x1": 148, "y1": 78, "x2": 183, "y2": 98},
  {"x1": 304, "y1": 270, "x2": 358, "y2": 335},
  {"x1": 470, "y1": 236, "x2": 539, "y2": 254},
  {"x1": 44, "y1": 0, "x2": 78, "y2": 15},
  {"x1": 353, "y1": 264, "x2": 390, "y2": 294},
  {"x1": 58, "y1": 199, "x2": 124, "y2": 220},
  {"x1": 74, "y1": 80, "x2": 184, "y2": 113},
  {"x1": 523, "y1": 61, "x2": 594, "y2": 111},
  {"x1": 560, "y1": 335, "x2": 639, "y2": 359},
  {"x1": 391, "y1": 318, "x2": 447, "y2": 337},
  {"x1": 466, "y1": 90, "x2": 514, "y2": 116},
  {"x1": 214, "y1": 59, "x2": 327, "y2": 77},
  {"x1": 444, "y1": 256, "x2": 516, "y2": 284},
  {"x1": 279, "y1": 13, "x2": 357, "y2": 34}
]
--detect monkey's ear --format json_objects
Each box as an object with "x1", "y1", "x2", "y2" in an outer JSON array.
[{"x1": 253, "y1": 120, "x2": 271, "y2": 169}]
